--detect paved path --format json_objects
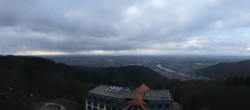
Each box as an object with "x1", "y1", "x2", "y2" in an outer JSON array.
[
  {"x1": 40, "y1": 103, "x2": 66, "y2": 110},
  {"x1": 174, "y1": 102, "x2": 183, "y2": 110}
]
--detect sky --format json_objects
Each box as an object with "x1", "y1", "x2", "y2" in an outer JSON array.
[{"x1": 1, "y1": 0, "x2": 250, "y2": 56}]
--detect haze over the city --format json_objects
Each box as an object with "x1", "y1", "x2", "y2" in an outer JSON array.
[{"x1": 1, "y1": 0, "x2": 250, "y2": 56}]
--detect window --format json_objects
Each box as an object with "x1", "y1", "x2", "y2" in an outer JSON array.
[
  {"x1": 107, "y1": 100, "x2": 110, "y2": 104},
  {"x1": 87, "y1": 106, "x2": 92, "y2": 110},
  {"x1": 93, "y1": 96, "x2": 97, "y2": 101},
  {"x1": 158, "y1": 104, "x2": 162, "y2": 109},
  {"x1": 150, "y1": 105, "x2": 155, "y2": 109},
  {"x1": 100, "y1": 104, "x2": 104, "y2": 108},
  {"x1": 118, "y1": 101, "x2": 122, "y2": 105},
  {"x1": 112, "y1": 107, "x2": 116, "y2": 110},
  {"x1": 106, "y1": 106, "x2": 111, "y2": 110},
  {"x1": 87, "y1": 101, "x2": 91, "y2": 105},
  {"x1": 165, "y1": 103, "x2": 169, "y2": 108},
  {"x1": 93, "y1": 102, "x2": 97, "y2": 106}
]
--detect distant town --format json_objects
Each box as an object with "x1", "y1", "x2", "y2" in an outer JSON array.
[{"x1": 46, "y1": 55, "x2": 250, "y2": 80}]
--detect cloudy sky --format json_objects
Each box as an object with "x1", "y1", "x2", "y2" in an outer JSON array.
[{"x1": 1, "y1": 0, "x2": 250, "y2": 55}]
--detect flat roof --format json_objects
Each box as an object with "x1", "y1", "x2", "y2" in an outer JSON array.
[
  {"x1": 88, "y1": 85, "x2": 171, "y2": 100},
  {"x1": 144, "y1": 90, "x2": 170, "y2": 100},
  {"x1": 89, "y1": 85, "x2": 133, "y2": 98}
]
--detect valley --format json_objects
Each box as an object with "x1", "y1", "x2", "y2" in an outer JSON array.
[{"x1": 46, "y1": 55, "x2": 250, "y2": 80}]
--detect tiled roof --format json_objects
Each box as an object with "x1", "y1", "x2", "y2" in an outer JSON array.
[{"x1": 125, "y1": 84, "x2": 150, "y2": 110}]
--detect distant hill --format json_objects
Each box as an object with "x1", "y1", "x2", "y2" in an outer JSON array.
[{"x1": 196, "y1": 59, "x2": 250, "y2": 79}]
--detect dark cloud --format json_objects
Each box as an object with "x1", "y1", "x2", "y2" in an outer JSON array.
[{"x1": 0, "y1": 0, "x2": 250, "y2": 55}]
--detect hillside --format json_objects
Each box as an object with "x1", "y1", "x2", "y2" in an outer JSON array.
[
  {"x1": 1, "y1": 55, "x2": 250, "y2": 110},
  {"x1": 0, "y1": 55, "x2": 97, "y2": 110},
  {"x1": 196, "y1": 59, "x2": 250, "y2": 79},
  {"x1": 74, "y1": 65, "x2": 169, "y2": 88},
  {"x1": 0, "y1": 55, "x2": 167, "y2": 110}
]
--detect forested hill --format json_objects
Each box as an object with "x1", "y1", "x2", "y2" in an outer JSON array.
[
  {"x1": 0, "y1": 55, "x2": 167, "y2": 110},
  {"x1": 0, "y1": 55, "x2": 167, "y2": 86},
  {"x1": 196, "y1": 59, "x2": 250, "y2": 79},
  {"x1": 74, "y1": 65, "x2": 168, "y2": 87},
  {"x1": 0, "y1": 55, "x2": 94, "y2": 110},
  {"x1": 1, "y1": 55, "x2": 250, "y2": 110}
]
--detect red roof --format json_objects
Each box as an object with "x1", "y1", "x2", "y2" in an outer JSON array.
[{"x1": 124, "y1": 84, "x2": 150, "y2": 110}]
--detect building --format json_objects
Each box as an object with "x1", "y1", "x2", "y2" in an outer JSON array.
[{"x1": 85, "y1": 84, "x2": 174, "y2": 110}]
